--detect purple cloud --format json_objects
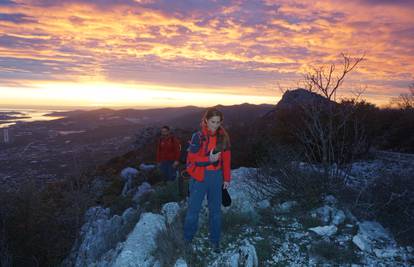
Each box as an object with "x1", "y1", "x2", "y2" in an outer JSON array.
[
  {"x1": 357, "y1": 0, "x2": 414, "y2": 6},
  {"x1": 0, "y1": 13, "x2": 37, "y2": 24},
  {"x1": 0, "y1": 0, "x2": 17, "y2": 5}
]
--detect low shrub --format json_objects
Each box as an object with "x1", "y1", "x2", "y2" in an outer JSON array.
[
  {"x1": 310, "y1": 240, "x2": 359, "y2": 264},
  {"x1": 141, "y1": 181, "x2": 182, "y2": 212},
  {"x1": 153, "y1": 209, "x2": 186, "y2": 267},
  {"x1": 353, "y1": 170, "x2": 414, "y2": 245},
  {"x1": 222, "y1": 210, "x2": 255, "y2": 235},
  {"x1": 255, "y1": 238, "x2": 274, "y2": 265},
  {"x1": 248, "y1": 146, "x2": 345, "y2": 209}
]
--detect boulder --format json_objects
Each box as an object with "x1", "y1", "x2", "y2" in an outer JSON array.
[
  {"x1": 238, "y1": 241, "x2": 259, "y2": 267},
  {"x1": 310, "y1": 206, "x2": 332, "y2": 224},
  {"x1": 65, "y1": 206, "x2": 139, "y2": 267},
  {"x1": 227, "y1": 168, "x2": 258, "y2": 214},
  {"x1": 121, "y1": 168, "x2": 139, "y2": 196},
  {"x1": 310, "y1": 206, "x2": 346, "y2": 226},
  {"x1": 331, "y1": 209, "x2": 346, "y2": 226},
  {"x1": 161, "y1": 202, "x2": 180, "y2": 224},
  {"x1": 309, "y1": 225, "x2": 338, "y2": 237},
  {"x1": 211, "y1": 239, "x2": 258, "y2": 267},
  {"x1": 275, "y1": 201, "x2": 298, "y2": 213},
  {"x1": 174, "y1": 258, "x2": 188, "y2": 267},
  {"x1": 352, "y1": 221, "x2": 397, "y2": 257},
  {"x1": 132, "y1": 182, "x2": 154, "y2": 204},
  {"x1": 112, "y1": 213, "x2": 166, "y2": 267}
]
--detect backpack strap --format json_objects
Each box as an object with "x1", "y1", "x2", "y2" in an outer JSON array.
[{"x1": 188, "y1": 131, "x2": 205, "y2": 153}]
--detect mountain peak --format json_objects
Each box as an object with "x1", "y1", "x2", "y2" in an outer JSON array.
[{"x1": 276, "y1": 88, "x2": 329, "y2": 109}]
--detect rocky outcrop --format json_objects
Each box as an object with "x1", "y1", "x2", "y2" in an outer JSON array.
[
  {"x1": 275, "y1": 201, "x2": 298, "y2": 213},
  {"x1": 63, "y1": 207, "x2": 139, "y2": 267},
  {"x1": 275, "y1": 88, "x2": 331, "y2": 110},
  {"x1": 211, "y1": 239, "x2": 258, "y2": 267},
  {"x1": 63, "y1": 167, "x2": 413, "y2": 267},
  {"x1": 120, "y1": 167, "x2": 139, "y2": 196},
  {"x1": 309, "y1": 225, "x2": 338, "y2": 237},
  {"x1": 353, "y1": 221, "x2": 397, "y2": 257},
  {"x1": 227, "y1": 167, "x2": 258, "y2": 214},
  {"x1": 310, "y1": 205, "x2": 346, "y2": 226},
  {"x1": 111, "y1": 213, "x2": 166, "y2": 267},
  {"x1": 161, "y1": 202, "x2": 180, "y2": 224},
  {"x1": 132, "y1": 182, "x2": 153, "y2": 204}
]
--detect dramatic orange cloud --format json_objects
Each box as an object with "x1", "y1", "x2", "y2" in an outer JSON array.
[{"x1": 0, "y1": 0, "x2": 413, "y2": 107}]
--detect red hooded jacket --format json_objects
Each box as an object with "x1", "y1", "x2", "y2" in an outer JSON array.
[
  {"x1": 156, "y1": 135, "x2": 181, "y2": 162},
  {"x1": 186, "y1": 125, "x2": 231, "y2": 182}
]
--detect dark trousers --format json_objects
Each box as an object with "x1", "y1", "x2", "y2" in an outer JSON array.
[
  {"x1": 183, "y1": 170, "x2": 223, "y2": 244},
  {"x1": 159, "y1": 160, "x2": 177, "y2": 181}
]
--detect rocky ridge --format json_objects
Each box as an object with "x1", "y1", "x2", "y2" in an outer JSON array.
[{"x1": 62, "y1": 164, "x2": 414, "y2": 267}]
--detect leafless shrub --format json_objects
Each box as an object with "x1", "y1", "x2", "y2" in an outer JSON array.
[
  {"x1": 250, "y1": 54, "x2": 370, "y2": 207},
  {"x1": 351, "y1": 169, "x2": 414, "y2": 245},
  {"x1": 248, "y1": 145, "x2": 340, "y2": 208},
  {"x1": 302, "y1": 53, "x2": 364, "y2": 101},
  {"x1": 390, "y1": 83, "x2": 414, "y2": 110},
  {"x1": 274, "y1": 54, "x2": 370, "y2": 189}
]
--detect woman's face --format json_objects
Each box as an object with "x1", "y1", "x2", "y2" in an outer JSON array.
[{"x1": 206, "y1": 115, "x2": 222, "y2": 132}]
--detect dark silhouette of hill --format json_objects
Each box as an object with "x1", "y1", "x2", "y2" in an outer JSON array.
[
  {"x1": 262, "y1": 88, "x2": 332, "y2": 119},
  {"x1": 46, "y1": 104, "x2": 273, "y2": 130}
]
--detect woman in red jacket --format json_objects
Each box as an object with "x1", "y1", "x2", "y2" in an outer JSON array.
[{"x1": 183, "y1": 107, "x2": 231, "y2": 253}]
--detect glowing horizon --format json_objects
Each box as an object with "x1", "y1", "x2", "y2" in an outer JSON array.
[
  {"x1": 0, "y1": 0, "x2": 413, "y2": 108},
  {"x1": 0, "y1": 81, "x2": 277, "y2": 108}
]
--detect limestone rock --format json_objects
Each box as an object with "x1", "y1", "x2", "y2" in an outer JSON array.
[
  {"x1": 161, "y1": 202, "x2": 180, "y2": 224},
  {"x1": 132, "y1": 182, "x2": 154, "y2": 204},
  {"x1": 310, "y1": 206, "x2": 346, "y2": 226},
  {"x1": 256, "y1": 199, "x2": 271, "y2": 209},
  {"x1": 332, "y1": 209, "x2": 346, "y2": 226},
  {"x1": 210, "y1": 239, "x2": 258, "y2": 267},
  {"x1": 112, "y1": 213, "x2": 166, "y2": 267},
  {"x1": 352, "y1": 221, "x2": 397, "y2": 257},
  {"x1": 275, "y1": 201, "x2": 298, "y2": 213},
  {"x1": 309, "y1": 225, "x2": 338, "y2": 237},
  {"x1": 65, "y1": 206, "x2": 139, "y2": 267},
  {"x1": 174, "y1": 258, "x2": 188, "y2": 267}
]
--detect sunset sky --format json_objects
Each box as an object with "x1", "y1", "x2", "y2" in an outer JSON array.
[{"x1": 0, "y1": 0, "x2": 413, "y2": 108}]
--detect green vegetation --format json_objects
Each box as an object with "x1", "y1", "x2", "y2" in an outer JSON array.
[
  {"x1": 153, "y1": 210, "x2": 187, "y2": 267},
  {"x1": 140, "y1": 180, "x2": 183, "y2": 212},
  {"x1": 255, "y1": 238, "x2": 274, "y2": 265}
]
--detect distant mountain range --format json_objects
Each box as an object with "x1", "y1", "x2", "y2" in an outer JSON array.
[{"x1": 46, "y1": 103, "x2": 275, "y2": 130}]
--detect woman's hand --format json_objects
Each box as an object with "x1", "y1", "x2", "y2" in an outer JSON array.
[
  {"x1": 209, "y1": 150, "x2": 221, "y2": 162},
  {"x1": 223, "y1": 181, "x2": 230, "y2": 189}
]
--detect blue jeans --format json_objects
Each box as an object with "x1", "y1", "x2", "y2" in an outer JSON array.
[
  {"x1": 183, "y1": 170, "x2": 223, "y2": 244},
  {"x1": 159, "y1": 160, "x2": 177, "y2": 181}
]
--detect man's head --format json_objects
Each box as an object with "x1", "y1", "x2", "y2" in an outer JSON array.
[{"x1": 161, "y1": 126, "x2": 170, "y2": 137}]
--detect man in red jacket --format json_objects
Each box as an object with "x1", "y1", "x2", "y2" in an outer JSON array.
[{"x1": 156, "y1": 126, "x2": 181, "y2": 182}]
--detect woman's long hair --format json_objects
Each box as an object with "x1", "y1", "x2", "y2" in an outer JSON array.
[{"x1": 201, "y1": 107, "x2": 231, "y2": 151}]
